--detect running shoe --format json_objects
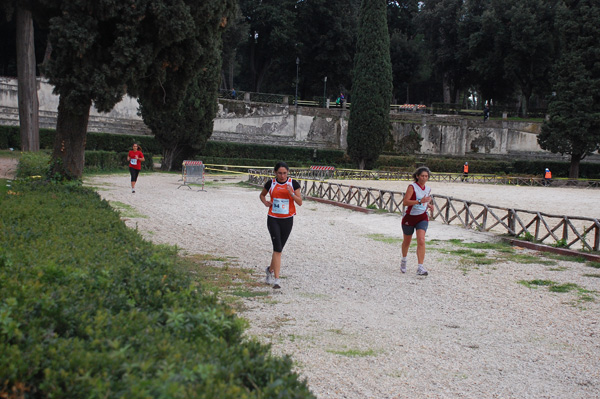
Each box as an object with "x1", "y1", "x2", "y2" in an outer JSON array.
[
  {"x1": 132, "y1": 188, "x2": 135, "y2": 193},
  {"x1": 400, "y1": 260, "x2": 407, "y2": 274},
  {"x1": 417, "y1": 266, "x2": 428, "y2": 276},
  {"x1": 272, "y1": 278, "x2": 281, "y2": 289},
  {"x1": 265, "y1": 266, "x2": 274, "y2": 285}
]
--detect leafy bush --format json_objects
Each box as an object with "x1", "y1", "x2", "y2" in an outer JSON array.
[
  {"x1": 15, "y1": 151, "x2": 51, "y2": 178},
  {"x1": 0, "y1": 182, "x2": 314, "y2": 398}
]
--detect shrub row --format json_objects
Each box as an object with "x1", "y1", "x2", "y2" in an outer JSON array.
[
  {"x1": 375, "y1": 155, "x2": 514, "y2": 175},
  {"x1": 199, "y1": 156, "x2": 355, "y2": 170},
  {"x1": 3, "y1": 125, "x2": 599, "y2": 178},
  {"x1": 0, "y1": 126, "x2": 161, "y2": 153},
  {"x1": 201, "y1": 141, "x2": 349, "y2": 165},
  {"x1": 86, "y1": 151, "x2": 154, "y2": 172},
  {"x1": 376, "y1": 155, "x2": 600, "y2": 179},
  {"x1": 15, "y1": 151, "x2": 153, "y2": 179},
  {"x1": 0, "y1": 179, "x2": 314, "y2": 398}
]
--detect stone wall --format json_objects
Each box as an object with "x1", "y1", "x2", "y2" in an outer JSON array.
[
  {"x1": 1, "y1": 76, "x2": 550, "y2": 157},
  {"x1": 214, "y1": 98, "x2": 547, "y2": 156},
  {"x1": 0, "y1": 76, "x2": 150, "y2": 135}
]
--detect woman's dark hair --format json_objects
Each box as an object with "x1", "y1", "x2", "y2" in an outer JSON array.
[
  {"x1": 412, "y1": 166, "x2": 431, "y2": 182},
  {"x1": 274, "y1": 161, "x2": 289, "y2": 172}
]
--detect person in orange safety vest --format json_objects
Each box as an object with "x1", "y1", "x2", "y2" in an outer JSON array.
[
  {"x1": 462, "y1": 162, "x2": 469, "y2": 182},
  {"x1": 544, "y1": 168, "x2": 552, "y2": 186}
]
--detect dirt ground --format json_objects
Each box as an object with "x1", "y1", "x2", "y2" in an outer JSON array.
[{"x1": 84, "y1": 172, "x2": 600, "y2": 399}]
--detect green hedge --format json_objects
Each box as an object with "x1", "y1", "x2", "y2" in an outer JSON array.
[
  {"x1": 3, "y1": 125, "x2": 599, "y2": 178},
  {"x1": 376, "y1": 154, "x2": 600, "y2": 179},
  {"x1": 199, "y1": 156, "x2": 354, "y2": 170},
  {"x1": 86, "y1": 151, "x2": 154, "y2": 172},
  {"x1": 202, "y1": 141, "x2": 348, "y2": 165},
  {"x1": 513, "y1": 159, "x2": 600, "y2": 179},
  {"x1": 374, "y1": 155, "x2": 514, "y2": 175},
  {"x1": 0, "y1": 126, "x2": 161, "y2": 153},
  {"x1": 0, "y1": 126, "x2": 22, "y2": 149},
  {"x1": 0, "y1": 180, "x2": 314, "y2": 398},
  {"x1": 13, "y1": 150, "x2": 154, "y2": 178}
]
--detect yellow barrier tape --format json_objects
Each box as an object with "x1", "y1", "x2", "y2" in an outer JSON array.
[
  {"x1": 204, "y1": 164, "x2": 596, "y2": 184},
  {"x1": 204, "y1": 166, "x2": 326, "y2": 184}
]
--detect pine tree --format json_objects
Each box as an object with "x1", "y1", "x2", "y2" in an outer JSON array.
[
  {"x1": 38, "y1": 0, "x2": 233, "y2": 179},
  {"x1": 538, "y1": 0, "x2": 600, "y2": 178},
  {"x1": 134, "y1": 0, "x2": 236, "y2": 171},
  {"x1": 346, "y1": 0, "x2": 392, "y2": 169}
]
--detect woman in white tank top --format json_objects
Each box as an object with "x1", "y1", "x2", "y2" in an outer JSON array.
[{"x1": 400, "y1": 167, "x2": 434, "y2": 276}]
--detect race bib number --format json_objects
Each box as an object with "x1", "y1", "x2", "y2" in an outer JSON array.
[
  {"x1": 272, "y1": 198, "x2": 289, "y2": 214},
  {"x1": 130, "y1": 159, "x2": 138, "y2": 166}
]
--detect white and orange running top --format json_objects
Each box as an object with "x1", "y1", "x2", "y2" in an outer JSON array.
[{"x1": 267, "y1": 178, "x2": 297, "y2": 218}]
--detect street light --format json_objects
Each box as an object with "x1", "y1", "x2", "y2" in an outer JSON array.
[
  {"x1": 323, "y1": 76, "x2": 327, "y2": 108},
  {"x1": 295, "y1": 57, "x2": 299, "y2": 109}
]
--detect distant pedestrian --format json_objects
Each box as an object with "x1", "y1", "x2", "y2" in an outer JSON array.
[
  {"x1": 231, "y1": 88, "x2": 236, "y2": 99},
  {"x1": 127, "y1": 143, "x2": 144, "y2": 193},
  {"x1": 544, "y1": 168, "x2": 552, "y2": 186},
  {"x1": 401, "y1": 166, "x2": 434, "y2": 276},
  {"x1": 483, "y1": 104, "x2": 490, "y2": 121},
  {"x1": 259, "y1": 161, "x2": 303, "y2": 289},
  {"x1": 336, "y1": 92, "x2": 345, "y2": 107},
  {"x1": 462, "y1": 162, "x2": 469, "y2": 182}
]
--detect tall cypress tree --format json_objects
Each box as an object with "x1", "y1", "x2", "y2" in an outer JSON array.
[
  {"x1": 347, "y1": 0, "x2": 392, "y2": 169},
  {"x1": 538, "y1": 0, "x2": 600, "y2": 178}
]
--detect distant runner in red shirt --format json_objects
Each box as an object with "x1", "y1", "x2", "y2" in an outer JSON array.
[{"x1": 127, "y1": 143, "x2": 144, "y2": 193}]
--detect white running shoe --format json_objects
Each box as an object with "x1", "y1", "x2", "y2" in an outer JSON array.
[
  {"x1": 272, "y1": 278, "x2": 281, "y2": 289},
  {"x1": 400, "y1": 260, "x2": 407, "y2": 274},
  {"x1": 265, "y1": 266, "x2": 274, "y2": 285},
  {"x1": 417, "y1": 266, "x2": 428, "y2": 276},
  {"x1": 132, "y1": 188, "x2": 135, "y2": 193}
]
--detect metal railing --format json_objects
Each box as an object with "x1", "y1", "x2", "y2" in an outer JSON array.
[{"x1": 248, "y1": 172, "x2": 600, "y2": 252}]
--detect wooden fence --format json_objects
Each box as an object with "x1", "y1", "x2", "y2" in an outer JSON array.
[
  {"x1": 249, "y1": 168, "x2": 600, "y2": 188},
  {"x1": 248, "y1": 172, "x2": 600, "y2": 252}
]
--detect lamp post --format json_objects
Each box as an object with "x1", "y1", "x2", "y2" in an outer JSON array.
[
  {"x1": 295, "y1": 57, "x2": 299, "y2": 109},
  {"x1": 323, "y1": 76, "x2": 327, "y2": 108}
]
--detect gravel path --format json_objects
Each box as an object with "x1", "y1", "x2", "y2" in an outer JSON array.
[{"x1": 86, "y1": 172, "x2": 600, "y2": 399}]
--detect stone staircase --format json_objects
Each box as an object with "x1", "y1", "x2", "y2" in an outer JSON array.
[{"x1": 0, "y1": 105, "x2": 151, "y2": 136}]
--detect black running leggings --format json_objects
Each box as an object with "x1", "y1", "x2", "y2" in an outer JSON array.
[
  {"x1": 267, "y1": 216, "x2": 294, "y2": 253},
  {"x1": 129, "y1": 167, "x2": 140, "y2": 182}
]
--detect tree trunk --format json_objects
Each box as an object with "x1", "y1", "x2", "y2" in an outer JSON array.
[
  {"x1": 51, "y1": 96, "x2": 91, "y2": 179},
  {"x1": 16, "y1": 4, "x2": 39, "y2": 152},
  {"x1": 569, "y1": 153, "x2": 581, "y2": 179},
  {"x1": 41, "y1": 39, "x2": 53, "y2": 76},
  {"x1": 228, "y1": 53, "x2": 235, "y2": 90},
  {"x1": 442, "y1": 72, "x2": 452, "y2": 103},
  {"x1": 161, "y1": 145, "x2": 185, "y2": 172}
]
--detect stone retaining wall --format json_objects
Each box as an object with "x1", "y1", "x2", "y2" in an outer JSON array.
[{"x1": 1, "y1": 76, "x2": 550, "y2": 157}]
